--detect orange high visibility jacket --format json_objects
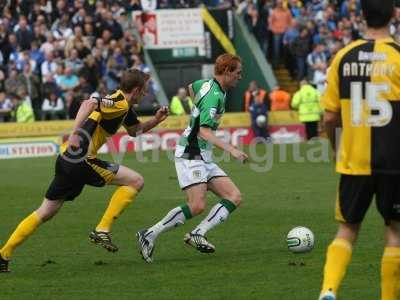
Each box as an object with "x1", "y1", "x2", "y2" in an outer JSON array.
[{"x1": 269, "y1": 89, "x2": 291, "y2": 111}]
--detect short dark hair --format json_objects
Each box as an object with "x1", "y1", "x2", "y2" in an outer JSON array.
[
  {"x1": 361, "y1": 0, "x2": 394, "y2": 28},
  {"x1": 120, "y1": 68, "x2": 150, "y2": 93}
]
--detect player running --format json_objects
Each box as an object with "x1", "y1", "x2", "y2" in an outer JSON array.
[
  {"x1": 0, "y1": 69, "x2": 169, "y2": 272},
  {"x1": 319, "y1": 0, "x2": 400, "y2": 299},
  {"x1": 137, "y1": 53, "x2": 248, "y2": 263}
]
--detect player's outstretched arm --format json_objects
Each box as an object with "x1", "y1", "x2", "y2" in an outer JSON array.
[
  {"x1": 199, "y1": 126, "x2": 248, "y2": 163},
  {"x1": 126, "y1": 106, "x2": 169, "y2": 136}
]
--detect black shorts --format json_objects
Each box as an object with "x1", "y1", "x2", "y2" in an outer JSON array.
[
  {"x1": 336, "y1": 174, "x2": 400, "y2": 225},
  {"x1": 45, "y1": 155, "x2": 119, "y2": 201}
]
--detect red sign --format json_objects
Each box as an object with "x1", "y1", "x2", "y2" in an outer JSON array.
[{"x1": 99, "y1": 125, "x2": 305, "y2": 154}]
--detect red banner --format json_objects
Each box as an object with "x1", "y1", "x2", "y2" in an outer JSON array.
[{"x1": 99, "y1": 125, "x2": 306, "y2": 154}]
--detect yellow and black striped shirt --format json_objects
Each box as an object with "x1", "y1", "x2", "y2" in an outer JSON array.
[
  {"x1": 323, "y1": 37, "x2": 400, "y2": 175},
  {"x1": 61, "y1": 89, "x2": 140, "y2": 159}
]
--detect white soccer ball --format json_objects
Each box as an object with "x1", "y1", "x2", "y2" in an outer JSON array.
[
  {"x1": 256, "y1": 115, "x2": 267, "y2": 127},
  {"x1": 287, "y1": 226, "x2": 315, "y2": 253}
]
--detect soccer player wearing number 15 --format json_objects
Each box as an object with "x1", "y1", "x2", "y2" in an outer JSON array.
[
  {"x1": 319, "y1": 0, "x2": 400, "y2": 299},
  {"x1": 137, "y1": 54, "x2": 248, "y2": 263}
]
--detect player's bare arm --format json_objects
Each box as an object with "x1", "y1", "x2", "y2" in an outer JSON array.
[
  {"x1": 323, "y1": 110, "x2": 340, "y2": 155},
  {"x1": 68, "y1": 97, "x2": 99, "y2": 148},
  {"x1": 125, "y1": 106, "x2": 169, "y2": 137},
  {"x1": 199, "y1": 126, "x2": 248, "y2": 162}
]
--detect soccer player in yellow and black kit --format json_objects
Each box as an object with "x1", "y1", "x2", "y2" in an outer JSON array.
[
  {"x1": 319, "y1": 1, "x2": 400, "y2": 299},
  {"x1": 0, "y1": 69, "x2": 169, "y2": 272}
]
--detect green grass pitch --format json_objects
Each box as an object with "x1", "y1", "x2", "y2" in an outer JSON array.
[{"x1": 0, "y1": 144, "x2": 383, "y2": 299}]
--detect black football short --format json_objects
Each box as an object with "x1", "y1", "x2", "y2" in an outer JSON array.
[
  {"x1": 336, "y1": 174, "x2": 400, "y2": 225},
  {"x1": 45, "y1": 155, "x2": 119, "y2": 201}
]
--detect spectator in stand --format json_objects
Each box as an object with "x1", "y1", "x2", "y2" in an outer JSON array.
[
  {"x1": 41, "y1": 91, "x2": 65, "y2": 120},
  {"x1": 80, "y1": 55, "x2": 100, "y2": 92},
  {"x1": 112, "y1": 47, "x2": 128, "y2": 71},
  {"x1": 170, "y1": 87, "x2": 193, "y2": 116},
  {"x1": 10, "y1": 92, "x2": 35, "y2": 123},
  {"x1": 18, "y1": 63, "x2": 41, "y2": 115},
  {"x1": 75, "y1": 40, "x2": 91, "y2": 59},
  {"x1": 121, "y1": 32, "x2": 142, "y2": 58},
  {"x1": 5, "y1": 68, "x2": 20, "y2": 96},
  {"x1": 65, "y1": 91, "x2": 81, "y2": 120},
  {"x1": 41, "y1": 51, "x2": 58, "y2": 82},
  {"x1": 42, "y1": 74, "x2": 60, "y2": 99},
  {"x1": 312, "y1": 62, "x2": 327, "y2": 95},
  {"x1": 4, "y1": 33, "x2": 19, "y2": 69},
  {"x1": 283, "y1": 19, "x2": 300, "y2": 79},
  {"x1": 65, "y1": 48, "x2": 84, "y2": 74},
  {"x1": 291, "y1": 80, "x2": 321, "y2": 140},
  {"x1": 289, "y1": 0, "x2": 302, "y2": 18},
  {"x1": 296, "y1": 6, "x2": 310, "y2": 28},
  {"x1": 254, "y1": 0, "x2": 271, "y2": 55},
  {"x1": 131, "y1": 54, "x2": 158, "y2": 97},
  {"x1": 132, "y1": 54, "x2": 150, "y2": 73},
  {"x1": 71, "y1": 8, "x2": 87, "y2": 27},
  {"x1": 312, "y1": 24, "x2": 329, "y2": 45},
  {"x1": 268, "y1": 0, "x2": 292, "y2": 68},
  {"x1": 51, "y1": 14, "x2": 73, "y2": 45},
  {"x1": 13, "y1": 49, "x2": 37, "y2": 72},
  {"x1": 17, "y1": 86, "x2": 33, "y2": 108},
  {"x1": 33, "y1": 21, "x2": 48, "y2": 45},
  {"x1": 244, "y1": 80, "x2": 270, "y2": 139},
  {"x1": 341, "y1": 27, "x2": 354, "y2": 46},
  {"x1": 83, "y1": 20, "x2": 96, "y2": 46},
  {"x1": 101, "y1": 10, "x2": 123, "y2": 40},
  {"x1": 340, "y1": 0, "x2": 361, "y2": 18},
  {"x1": 14, "y1": 16, "x2": 34, "y2": 51},
  {"x1": 306, "y1": 43, "x2": 328, "y2": 81},
  {"x1": 77, "y1": 76, "x2": 95, "y2": 96},
  {"x1": 105, "y1": 53, "x2": 123, "y2": 92},
  {"x1": 0, "y1": 91, "x2": 12, "y2": 122},
  {"x1": 269, "y1": 86, "x2": 291, "y2": 111},
  {"x1": 240, "y1": 0, "x2": 259, "y2": 35},
  {"x1": 56, "y1": 66, "x2": 79, "y2": 94},
  {"x1": 291, "y1": 27, "x2": 311, "y2": 81},
  {"x1": 29, "y1": 41, "x2": 45, "y2": 73},
  {"x1": 40, "y1": 33, "x2": 56, "y2": 55}
]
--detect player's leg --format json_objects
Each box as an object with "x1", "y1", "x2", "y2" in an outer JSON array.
[
  {"x1": 91, "y1": 164, "x2": 143, "y2": 252},
  {"x1": 319, "y1": 175, "x2": 374, "y2": 300},
  {"x1": 0, "y1": 198, "x2": 64, "y2": 272},
  {"x1": 184, "y1": 164, "x2": 238, "y2": 253},
  {"x1": 377, "y1": 175, "x2": 400, "y2": 300},
  {"x1": 381, "y1": 221, "x2": 400, "y2": 300},
  {"x1": 144, "y1": 183, "x2": 207, "y2": 241},
  {"x1": 138, "y1": 184, "x2": 208, "y2": 262},
  {"x1": 182, "y1": 184, "x2": 218, "y2": 253},
  {"x1": 137, "y1": 159, "x2": 208, "y2": 262},
  {"x1": 319, "y1": 222, "x2": 360, "y2": 300},
  {"x1": 0, "y1": 155, "x2": 82, "y2": 272},
  {"x1": 95, "y1": 165, "x2": 143, "y2": 232},
  {"x1": 190, "y1": 176, "x2": 241, "y2": 237}
]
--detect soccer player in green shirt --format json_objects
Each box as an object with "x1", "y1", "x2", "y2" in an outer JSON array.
[{"x1": 137, "y1": 53, "x2": 248, "y2": 263}]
